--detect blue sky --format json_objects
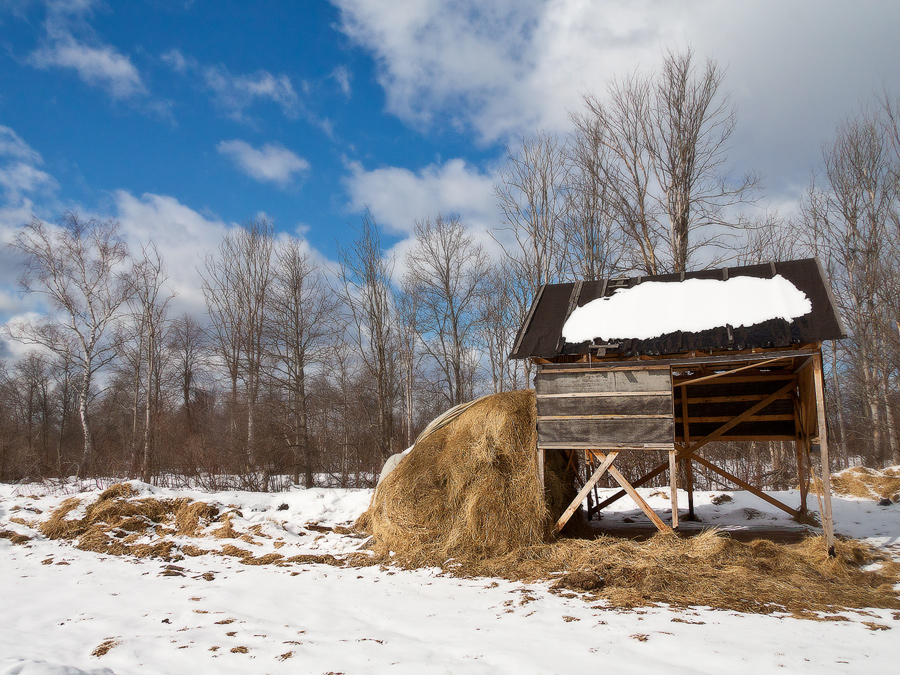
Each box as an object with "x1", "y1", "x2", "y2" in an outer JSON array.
[{"x1": 1, "y1": 0, "x2": 899, "y2": 324}]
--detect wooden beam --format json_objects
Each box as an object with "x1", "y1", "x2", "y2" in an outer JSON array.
[
  {"x1": 539, "y1": 414, "x2": 674, "y2": 421},
  {"x1": 675, "y1": 357, "x2": 793, "y2": 387},
  {"x1": 669, "y1": 449, "x2": 679, "y2": 529},
  {"x1": 539, "y1": 442, "x2": 674, "y2": 450},
  {"x1": 681, "y1": 386, "x2": 695, "y2": 520},
  {"x1": 812, "y1": 352, "x2": 836, "y2": 556},
  {"x1": 672, "y1": 373, "x2": 795, "y2": 385},
  {"x1": 537, "y1": 390, "x2": 671, "y2": 398},
  {"x1": 795, "y1": 438, "x2": 809, "y2": 514},
  {"x1": 681, "y1": 393, "x2": 793, "y2": 404},
  {"x1": 553, "y1": 451, "x2": 619, "y2": 535},
  {"x1": 675, "y1": 414, "x2": 795, "y2": 423},
  {"x1": 691, "y1": 454, "x2": 800, "y2": 517},
  {"x1": 607, "y1": 464, "x2": 673, "y2": 534},
  {"x1": 537, "y1": 446, "x2": 545, "y2": 494}
]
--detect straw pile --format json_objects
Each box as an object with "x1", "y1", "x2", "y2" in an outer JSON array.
[
  {"x1": 828, "y1": 465, "x2": 900, "y2": 501},
  {"x1": 356, "y1": 390, "x2": 575, "y2": 562},
  {"x1": 39, "y1": 482, "x2": 220, "y2": 559}
]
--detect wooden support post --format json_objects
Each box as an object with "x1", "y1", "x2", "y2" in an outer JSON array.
[
  {"x1": 607, "y1": 464, "x2": 673, "y2": 534},
  {"x1": 685, "y1": 458, "x2": 696, "y2": 520},
  {"x1": 669, "y1": 449, "x2": 679, "y2": 529},
  {"x1": 795, "y1": 438, "x2": 809, "y2": 515},
  {"x1": 553, "y1": 451, "x2": 619, "y2": 535},
  {"x1": 537, "y1": 446, "x2": 545, "y2": 494},
  {"x1": 812, "y1": 352, "x2": 836, "y2": 556},
  {"x1": 681, "y1": 392, "x2": 696, "y2": 520}
]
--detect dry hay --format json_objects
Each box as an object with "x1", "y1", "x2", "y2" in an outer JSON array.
[
  {"x1": 826, "y1": 466, "x2": 900, "y2": 501},
  {"x1": 356, "y1": 390, "x2": 575, "y2": 562},
  {"x1": 38, "y1": 483, "x2": 220, "y2": 560},
  {"x1": 0, "y1": 529, "x2": 31, "y2": 545},
  {"x1": 357, "y1": 530, "x2": 899, "y2": 616}
]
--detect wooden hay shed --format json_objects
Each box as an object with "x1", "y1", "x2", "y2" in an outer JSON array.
[{"x1": 510, "y1": 258, "x2": 846, "y2": 554}]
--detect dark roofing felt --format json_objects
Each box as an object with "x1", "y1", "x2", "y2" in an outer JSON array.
[{"x1": 510, "y1": 258, "x2": 846, "y2": 359}]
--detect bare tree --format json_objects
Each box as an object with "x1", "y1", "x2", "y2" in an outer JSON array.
[
  {"x1": 395, "y1": 287, "x2": 422, "y2": 447},
  {"x1": 166, "y1": 313, "x2": 209, "y2": 435},
  {"x1": 575, "y1": 73, "x2": 662, "y2": 274},
  {"x1": 334, "y1": 211, "x2": 399, "y2": 461},
  {"x1": 129, "y1": 243, "x2": 174, "y2": 482},
  {"x1": 797, "y1": 105, "x2": 899, "y2": 464},
  {"x1": 6, "y1": 213, "x2": 132, "y2": 477},
  {"x1": 201, "y1": 217, "x2": 275, "y2": 476},
  {"x1": 576, "y1": 47, "x2": 757, "y2": 274},
  {"x1": 403, "y1": 214, "x2": 490, "y2": 406},
  {"x1": 494, "y1": 131, "x2": 570, "y2": 310},
  {"x1": 565, "y1": 118, "x2": 622, "y2": 280},
  {"x1": 268, "y1": 239, "x2": 337, "y2": 487},
  {"x1": 476, "y1": 260, "x2": 527, "y2": 393}
]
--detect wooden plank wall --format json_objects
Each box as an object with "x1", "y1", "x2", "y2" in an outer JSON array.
[{"x1": 536, "y1": 365, "x2": 675, "y2": 448}]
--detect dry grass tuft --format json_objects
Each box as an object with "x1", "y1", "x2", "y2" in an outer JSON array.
[
  {"x1": 239, "y1": 552, "x2": 285, "y2": 565},
  {"x1": 91, "y1": 639, "x2": 120, "y2": 657},
  {"x1": 356, "y1": 391, "x2": 574, "y2": 562},
  {"x1": 283, "y1": 553, "x2": 342, "y2": 566},
  {"x1": 211, "y1": 513, "x2": 239, "y2": 539},
  {"x1": 0, "y1": 529, "x2": 31, "y2": 545}
]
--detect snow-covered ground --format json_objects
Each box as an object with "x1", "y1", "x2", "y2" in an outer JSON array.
[{"x1": 1, "y1": 479, "x2": 898, "y2": 675}]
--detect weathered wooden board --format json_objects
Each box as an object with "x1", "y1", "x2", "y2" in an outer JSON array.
[
  {"x1": 538, "y1": 417, "x2": 674, "y2": 446},
  {"x1": 536, "y1": 367, "x2": 671, "y2": 395},
  {"x1": 537, "y1": 394, "x2": 673, "y2": 417}
]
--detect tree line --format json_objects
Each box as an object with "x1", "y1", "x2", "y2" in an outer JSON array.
[{"x1": 1, "y1": 48, "x2": 898, "y2": 490}]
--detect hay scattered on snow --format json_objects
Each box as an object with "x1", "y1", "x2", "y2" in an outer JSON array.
[
  {"x1": 38, "y1": 484, "x2": 221, "y2": 560},
  {"x1": 826, "y1": 465, "x2": 900, "y2": 501}
]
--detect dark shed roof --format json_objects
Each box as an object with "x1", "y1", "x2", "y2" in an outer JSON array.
[{"x1": 510, "y1": 258, "x2": 846, "y2": 359}]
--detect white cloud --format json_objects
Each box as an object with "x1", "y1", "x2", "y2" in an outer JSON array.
[
  {"x1": 0, "y1": 126, "x2": 43, "y2": 164},
  {"x1": 333, "y1": 0, "x2": 900, "y2": 205},
  {"x1": 218, "y1": 140, "x2": 310, "y2": 186},
  {"x1": 333, "y1": 0, "x2": 670, "y2": 141},
  {"x1": 163, "y1": 50, "x2": 300, "y2": 121},
  {"x1": 112, "y1": 191, "x2": 229, "y2": 317},
  {"x1": 331, "y1": 65, "x2": 352, "y2": 97},
  {"x1": 0, "y1": 126, "x2": 57, "y2": 200},
  {"x1": 30, "y1": 36, "x2": 146, "y2": 99},
  {"x1": 204, "y1": 66, "x2": 299, "y2": 120},
  {"x1": 344, "y1": 158, "x2": 499, "y2": 236}
]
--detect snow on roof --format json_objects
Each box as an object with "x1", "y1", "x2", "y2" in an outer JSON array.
[{"x1": 562, "y1": 274, "x2": 813, "y2": 343}]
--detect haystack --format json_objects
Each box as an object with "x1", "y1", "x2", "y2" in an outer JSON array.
[{"x1": 357, "y1": 390, "x2": 574, "y2": 563}]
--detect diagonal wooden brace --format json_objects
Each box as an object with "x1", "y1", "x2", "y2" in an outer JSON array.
[
  {"x1": 553, "y1": 451, "x2": 619, "y2": 535},
  {"x1": 606, "y1": 464, "x2": 673, "y2": 534}
]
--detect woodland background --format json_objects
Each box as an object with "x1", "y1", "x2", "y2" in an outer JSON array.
[{"x1": 1, "y1": 51, "x2": 898, "y2": 491}]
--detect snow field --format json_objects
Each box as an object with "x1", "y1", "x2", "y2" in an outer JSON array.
[{"x1": 1, "y1": 479, "x2": 898, "y2": 674}]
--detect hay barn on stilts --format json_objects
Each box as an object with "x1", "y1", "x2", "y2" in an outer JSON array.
[{"x1": 510, "y1": 258, "x2": 846, "y2": 555}]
